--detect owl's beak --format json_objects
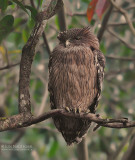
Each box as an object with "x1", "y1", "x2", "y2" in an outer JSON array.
[{"x1": 65, "y1": 40, "x2": 70, "y2": 47}]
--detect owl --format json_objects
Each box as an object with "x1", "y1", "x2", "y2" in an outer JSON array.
[{"x1": 48, "y1": 26, "x2": 105, "y2": 145}]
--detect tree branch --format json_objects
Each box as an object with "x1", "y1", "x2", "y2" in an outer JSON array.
[
  {"x1": 0, "y1": 62, "x2": 20, "y2": 70},
  {"x1": 18, "y1": 0, "x2": 63, "y2": 113},
  {"x1": 109, "y1": 128, "x2": 134, "y2": 160},
  {"x1": 110, "y1": 0, "x2": 135, "y2": 36},
  {"x1": 30, "y1": 0, "x2": 51, "y2": 56},
  {"x1": 66, "y1": 12, "x2": 86, "y2": 17},
  {"x1": 106, "y1": 55, "x2": 135, "y2": 61},
  {"x1": 107, "y1": 28, "x2": 135, "y2": 50},
  {"x1": 108, "y1": 19, "x2": 135, "y2": 27},
  {"x1": 57, "y1": 6, "x2": 66, "y2": 31},
  {"x1": 97, "y1": 3, "x2": 113, "y2": 42},
  {"x1": 1, "y1": 109, "x2": 135, "y2": 132},
  {"x1": 42, "y1": 32, "x2": 51, "y2": 55}
]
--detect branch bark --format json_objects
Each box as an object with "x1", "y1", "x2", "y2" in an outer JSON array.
[
  {"x1": 1, "y1": 109, "x2": 135, "y2": 132},
  {"x1": 18, "y1": 0, "x2": 63, "y2": 113},
  {"x1": 110, "y1": 0, "x2": 135, "y2": 36},
  {"x1": 0, "y1": 62, "x2": 20, "y2": 70},
  {"x1": 107, "y1": 28, "x2": 135, "y2": 50},
  {"x1": 57, "y1": 6, "x2": 66, "y2": 31},
  {"x1": 97, "y1": 3, "x2": 113, "y2": 42},
  {"x1": 106, "y1": 55, "x2": 135, "y2": 61}
]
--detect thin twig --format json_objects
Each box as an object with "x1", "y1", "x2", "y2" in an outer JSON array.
[
  {"x1": 0, "y1": 62, "x2": 20, "y2": 71},
  {"x1": 42, "y1": 32, "x2": 51, "y2": 55},
  {"x1": 97, "y1": 3, "x2": 113, "y2": 41},
  {"x1": 110, "y1": 0, "x2": 135, "y2": 36},
  {"x1": 107, "y1": 28, "x2": 135, "y2": 50},
  {"x1": 125, "y1": 4, "x2": 135, "y2": 10},
  {"x1": 109, "y1": 128, "x2": 134, "y2": 160},
  {"x1": 66, "y1": 12, "x2": 86, "y2": 17},
  {"x1": 11, "y1": 129, "x2": 25, "y2": 145},
  {"x1": 108, "y1": 19, "x2": 135, "y2": 27},
  {"x1": 37, "y1": 82, "x2": 48, "y2": 115},
  {"x1": 106, "y1": 55, "x2": 135, "y2": 61},
  {"x1": 30, "y1": 0, "x2": 36, "y2": 8}
]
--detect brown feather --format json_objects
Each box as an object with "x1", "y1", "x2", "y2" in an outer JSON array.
[{"x1": 48, "y1": 27, "x2": 105, "y2": 145}]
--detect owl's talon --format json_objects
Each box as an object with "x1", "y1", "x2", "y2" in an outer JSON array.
[
  {"x1": 78, "y1": 108, "x2": 82, "y2": 113},
  {"x1": 65, "y1": 107, "x2": 70, "y2": 112},
  {"x1": 74, "y1": 108, "x2": 77, "y2": 114},
  {"x1": 85, "y1": 109, "x2": 90, "y2": 114}
]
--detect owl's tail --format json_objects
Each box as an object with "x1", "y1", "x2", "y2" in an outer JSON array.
[{"x1": 53, "y1": 116, "x2": 91, "y2": 145}]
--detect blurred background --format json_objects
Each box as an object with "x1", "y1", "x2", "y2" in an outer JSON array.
[{"x1": 0, "y1": 0, "x2": 135, "y2": 160}]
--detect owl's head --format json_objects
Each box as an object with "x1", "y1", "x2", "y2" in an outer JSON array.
[{"x1": 57, "y1": 26, "x2": 99, "y2": 50}]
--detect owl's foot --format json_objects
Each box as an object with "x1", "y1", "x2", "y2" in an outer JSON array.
[
  {"x1": 77, "y1": 108, "x2": 81, "y2": 114},
  {"x1": 65, "y1": 107, "x2": 78, "y2": 114},
  {"x1": 85, "y1": 109, "x2": 90, "y2": 114}
]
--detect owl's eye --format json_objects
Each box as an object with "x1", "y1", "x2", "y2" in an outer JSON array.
[{"x1": 75, "y1": 36, "x2": 81, "y2": 40}]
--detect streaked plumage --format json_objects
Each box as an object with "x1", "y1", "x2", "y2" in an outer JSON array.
[{"x1": 48, "y1": 27, "x2": 105, "y2": 145}]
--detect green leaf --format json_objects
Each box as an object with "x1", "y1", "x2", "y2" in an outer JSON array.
[
  {"x1": 14, "y1": 32, "x2": 22, "y2": 46},
  {"x1": 25, "y1": 5, "x2": 38, "y2": 21},
  {"x1": 55, "y1": 15, "x2": 60, "y2": 30},
  {"x1": 39, "y1": 0, "x2": 44, "y2": 7},
  {"x1": 82, "y1": 0, "x2": 91, "y2": 4},
  {"x1": 10, "y1": 0, "x2": 29, "y2": 15},
  {"x1": 0, "y1": 15, "x2": 14, "y2": 42},
  {"x1": 0, "y1": 15, "x2": 14, "y2": 27},
  {"x1": 48, "y1": 141, "x2": 59, "y2": 158},
  {"x1": 0, "y1": 0, "x2": 8, "y2": 11}
]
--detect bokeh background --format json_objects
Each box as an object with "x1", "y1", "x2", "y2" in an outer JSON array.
[{"x1": 0, "y1": 0, "x2": 135, "y2": 160}]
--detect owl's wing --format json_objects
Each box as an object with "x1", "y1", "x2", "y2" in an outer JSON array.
[
  {"x1": 48, "y1": 54, "x2": 56, "y2": 110},
  {"x1": 90, "y1": 49, "x2": 105, "y2": 113}
]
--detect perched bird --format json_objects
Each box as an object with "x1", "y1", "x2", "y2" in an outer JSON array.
[{"x1": 48, "y1": 26, "x2": 105, "y2": 145}]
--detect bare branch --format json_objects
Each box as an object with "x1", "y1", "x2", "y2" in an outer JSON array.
[
  {"x1": 125, "y1": 4, "x2": 135, "y2": 10},
  {"x1": 30, "y1": 0, "x2": 51, "y2": 56},
  {"x1": 37, "y1": 83, "x2": 48, "y2": 115},
  {"x1": 108, "y1": 19, "x2": 135, "y2": 27},
  {"x1": 109, "y1": 128, "x2": 134, "y2": 160},
  {"x1": 11, "y1": 129, "x2": 25, "y2": 145},
  {"x1": 1, "y1": 109, "x2": 135, "y2": 132},
  {"x1": 42, "y1": 32, "x2": 51, "y2": 55},
  {"x1": 97, "y1": 3, "x2": 113, "y2": 42},
  {"x1": 110, "y1": 0, "x2": 135, "y2": 36},
  {"x1": 0, "y1": 62, "x2": 20, "y2": 71},
  {"x1": 107, "y1": 28, "x2": 135, "y2": 50},
  {"x1": 66, "y1": 12, "x2": 86, "y2": 17},
  {"x1": 113, "y1": 3, "x2": 135, "y2": 12},
  {"x1": 57, "y1": 6, "x2": 66, "y2": 31},
  {"x1": 30, "y1": 0, "x2": 36, "y2": 8},
  {"x1": 18, "y1": 0, "x2": 63, "y2": 113},
  {"x1": 106, "y1": 55, "x2": 135, "y2": 61}
]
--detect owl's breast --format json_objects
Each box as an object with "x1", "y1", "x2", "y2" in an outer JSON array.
[{"x1": 49, "y1": 46, "x2": 98, "y2": 112}]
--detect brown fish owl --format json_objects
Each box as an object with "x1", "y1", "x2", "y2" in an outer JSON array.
[{"x1": 48, "y1": 27, "x2": 105, "y2": 145}]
